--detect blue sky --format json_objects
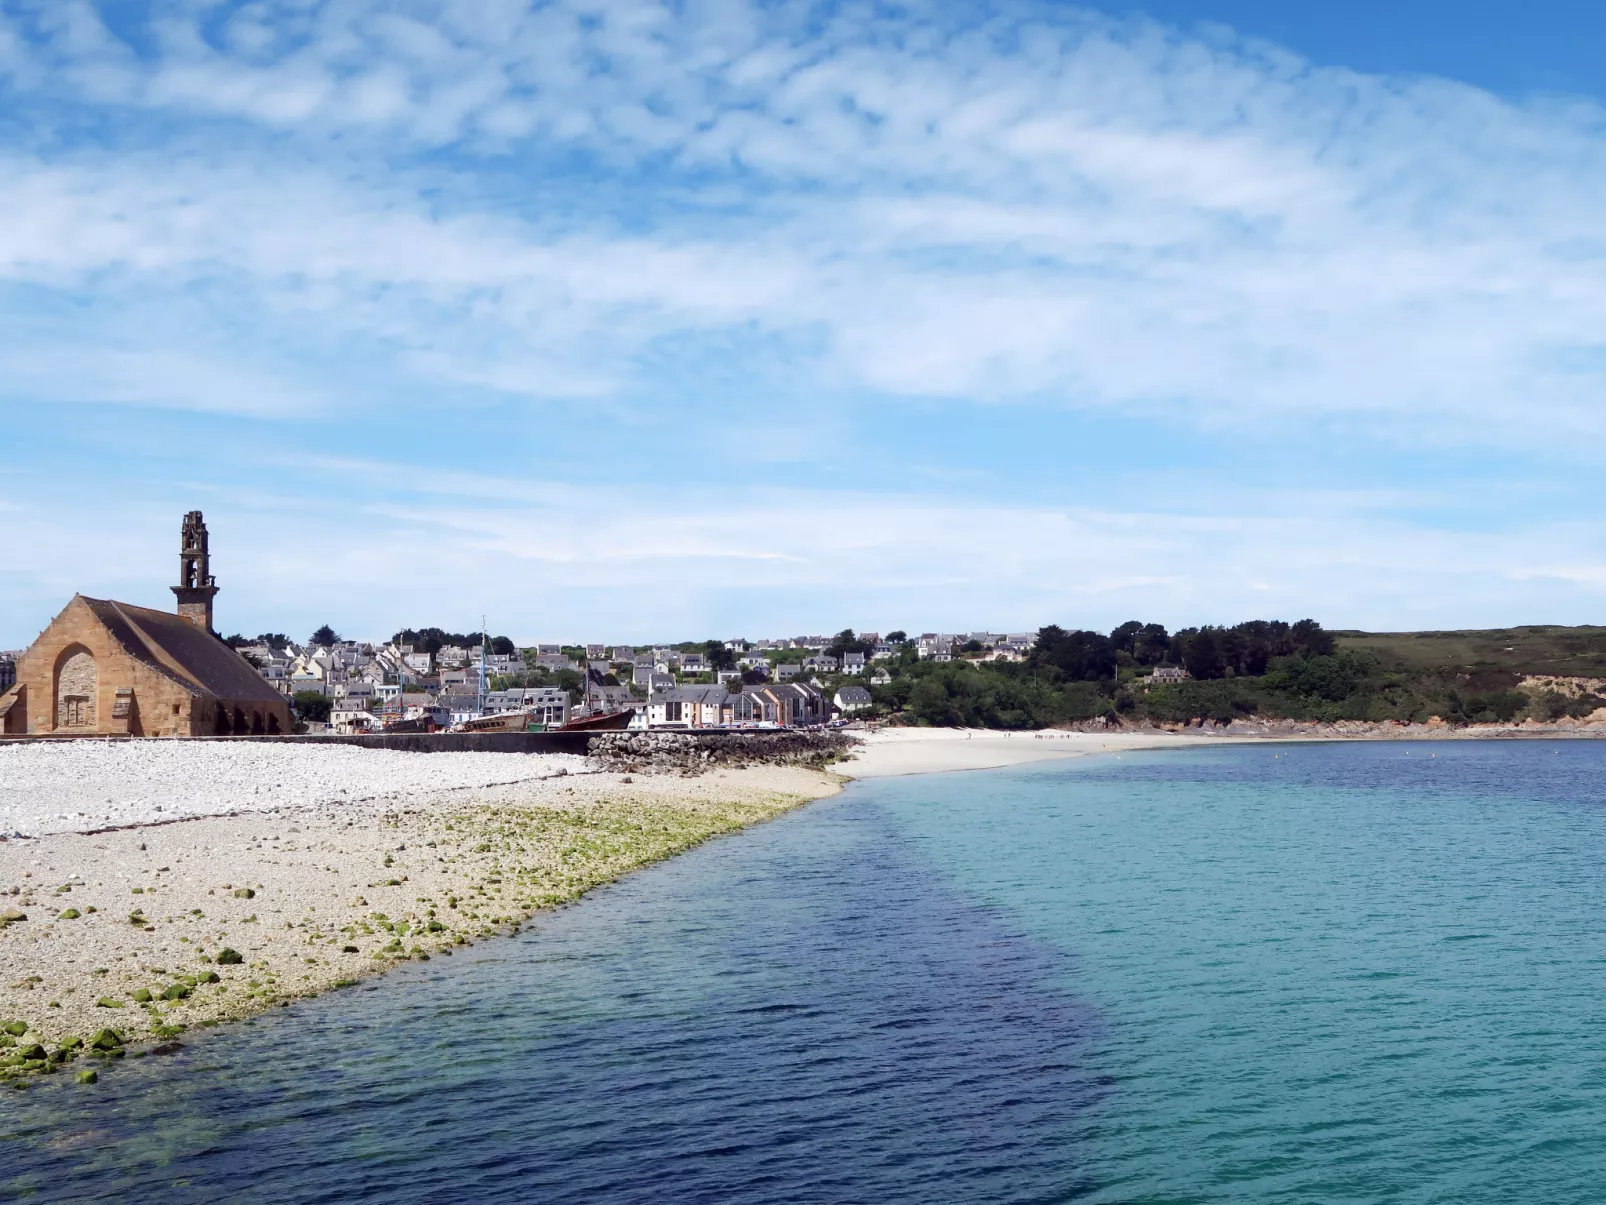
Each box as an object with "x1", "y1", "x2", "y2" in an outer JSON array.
[{"x1": 4, "y1": 0, "x2": 1606, "y2": 647}]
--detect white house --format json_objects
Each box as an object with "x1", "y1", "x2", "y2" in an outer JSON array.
[
  {"x1": 834, "y1": 685, "x2": 872, "y2": 714},
  {"x1": 331, "y1": 705, "x2": 378, "y2": 734}
]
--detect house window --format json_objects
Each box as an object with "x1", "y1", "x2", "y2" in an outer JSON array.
[
  {"x1": 665, "y1": 701, "x2": 683, "y2": 722},
  {"x1": 63, "y1": 696, "x2": 88, "y2": 726}
]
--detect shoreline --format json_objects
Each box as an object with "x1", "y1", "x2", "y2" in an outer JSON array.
[
  {"x1": 839, "y1": 719, "x2": 1606, "y2": 779},
  {"x1": 839, "y1": 727, "x2": 1253, "y2": 778},
  {"x1": 8, "y1": 721, "x2": 1601, "y2": 1083},
  {"x1": 0, "y1": 762, "x2": 842, "y2": 1081}
]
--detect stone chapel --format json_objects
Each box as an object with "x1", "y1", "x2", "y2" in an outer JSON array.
[{"x1": 0, "y1": 512, "x2": 293, "y2": 737}]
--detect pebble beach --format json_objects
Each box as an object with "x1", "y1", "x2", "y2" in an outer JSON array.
[{"x1": 0, "y1": 741, "x2": 842, "y2": 1080}]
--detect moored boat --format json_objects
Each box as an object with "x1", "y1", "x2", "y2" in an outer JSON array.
[{"x1": 558, "y1": 708, "x2": 636, "y2": 732}]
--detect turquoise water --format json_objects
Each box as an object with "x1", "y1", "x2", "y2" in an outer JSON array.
[{"x1": 5, "y1": 741, "x2": 1606, "y2": 1202}]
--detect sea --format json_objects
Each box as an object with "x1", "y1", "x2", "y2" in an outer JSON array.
[{"x1": 4, "y1": 741, "x2": 1606, "y2": 1203}]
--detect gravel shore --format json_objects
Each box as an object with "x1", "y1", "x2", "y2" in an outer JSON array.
[
  {"x1": 0, "y1": 744, "x2": 841, "y2": 1079},
  {"x1": 0, "y1": 742, "x2": 592, "y2": 838}
]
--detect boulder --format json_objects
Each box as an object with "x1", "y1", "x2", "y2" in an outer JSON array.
[
  {"x1": 89, "y1": 1028, "x2": 124, "y2": 1051},
  {"x1": 215, "y1": 948, "x2": 244, "y2": 965}
]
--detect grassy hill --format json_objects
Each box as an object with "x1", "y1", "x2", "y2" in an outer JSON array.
[{"x1": 1334, "y1": 626, "x2": 1606, "y2": 680}]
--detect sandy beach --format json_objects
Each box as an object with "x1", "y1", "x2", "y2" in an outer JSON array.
[{"x1": 839, "y1": 726, "x2": 1249, "y2": 777}]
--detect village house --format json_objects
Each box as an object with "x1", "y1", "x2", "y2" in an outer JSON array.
[
  {"x1": 486, "y1": 687, "x2": 569, "y2": 726},
  {"x1": 331, "y1": 704, "x2": 378, "y2": 734},
  {"x1": 834, "y1": 685, "x2": 872, "y2": 714},
  {"x1": 841, "y1": 651, "x2": 866, "y2": 673},
  {"x1": 0, "y1": 512, "x2": 293, "y2": 736},
  {"x1": 646, "y1": 685, "x2": 727, "y2": 728}
]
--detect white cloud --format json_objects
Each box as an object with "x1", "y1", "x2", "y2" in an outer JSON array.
[
  {"x1": 3, "y1": 1, "x2": 1606, "y2": 639},
  {"x1": 5, "y1": 467, "x2": 1604, "y2": 646},
  {"x1": 3, "y1": 3, "x2": 1606, "y2": 438}
]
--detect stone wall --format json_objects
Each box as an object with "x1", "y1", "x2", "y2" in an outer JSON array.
[{"x1": 54, "y1": 648, "x2": 98, "y2": 730}]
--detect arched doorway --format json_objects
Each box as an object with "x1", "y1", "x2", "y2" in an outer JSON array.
[{"x1": 54, "y1": 646, "x2": 97, "y2": 731}]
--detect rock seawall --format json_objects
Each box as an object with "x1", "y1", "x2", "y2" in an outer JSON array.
[{"x1": 588, "y1": 730, "x2": 855, "y2": 774}]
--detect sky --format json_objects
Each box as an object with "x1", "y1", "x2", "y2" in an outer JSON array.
[{"x1": 4, "y1": 0, "x2": 1606, "y2": 647}]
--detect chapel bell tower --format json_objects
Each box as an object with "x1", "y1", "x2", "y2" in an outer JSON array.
[{"x1": 171, "y1": 510, "x2": 219, "y2": 633}]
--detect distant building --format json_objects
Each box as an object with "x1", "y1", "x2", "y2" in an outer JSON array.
[
  {"x1": 486, "y1": 687, "x2": 568, "y2": 726},
  {"x1": 834, "y1": 685, "x2": 872, "y2": 714},
  {"x1": 647, "y1": 685, "x2": 728, "y2": 728},
  {"x1": 1148, "y1": 666, "x2": 1188, "y2": 685}
]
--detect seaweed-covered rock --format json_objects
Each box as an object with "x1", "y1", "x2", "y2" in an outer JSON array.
[
  {"x1": 233, "y1": 887, "x2": 255, "y2": 899},
  {"x1": 2, "y1": 1020, "x2": 26, "y2": 1037},
  {"x1": 132, "y1": 988, "x2": 152, "y2": 1003},
  {"x1": 59, "y1": 908, "x2": 81, "y2": 920},
  {"x1": 15, "y1": 1035, "x2": 46, "y2": 1061},
  {"x1": 95, "y1": 997, "x2": 124, "y2": 1009},
  {"x1": 215, "y1": 948, "x2": 244, "y2": 965},
  {"x1": 76, "y1": 1069, "x2": 98, "y2": 1084},
  {"x1": 89, "y1": 1028, "x2": 124, "y2": 1051},
  {"x1": 161, "y1": 983, "x2": 192, "y2": 1001},
  {"x1": 196, "y1": 970, "x2": 220, "y2": 985}
]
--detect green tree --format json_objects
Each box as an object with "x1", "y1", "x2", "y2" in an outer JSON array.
[
  {"x1": 292, "y1": 691, "x2": 332, "y2": 723},
  {"x1": 704, "y1": 640, "x2": 736, "y2": 671},
  {"x1": 309, "y1": 625, "x2": 341, "y2": 648}
]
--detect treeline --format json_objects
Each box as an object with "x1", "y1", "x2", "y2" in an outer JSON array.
[
  {"x1": 392, "y1": 627, "x2": 516, "y2": 656},
  {"x1": 870, "y1": 619, "x2": 1606, "y2": 729}
]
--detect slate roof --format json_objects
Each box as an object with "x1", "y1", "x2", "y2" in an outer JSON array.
[{"x1": 81, "y1": 596, "x2": 286, "y2": 704}]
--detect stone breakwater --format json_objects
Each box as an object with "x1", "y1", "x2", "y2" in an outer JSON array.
[
  {"x1": 0, "y1": 739, "x2": 843, "y2": 1089},
  {"x1": 0, "y1": 741, "x2": 592, "y2": 839},
  {"x1": 587, "y1": 730, "x2": 857, "y2": 774}
]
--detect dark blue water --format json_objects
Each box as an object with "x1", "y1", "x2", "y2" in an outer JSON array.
[{"x1": 5, "y1": 742, "x2": 1606, "y2": 1203}]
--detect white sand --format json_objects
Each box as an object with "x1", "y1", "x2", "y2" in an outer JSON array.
[
  {"x1": 0, "y1": 742, "x2": 593, "y2": 838},
  {"x1": 838, "y1": 726, "x2": 1250, "y2": 777}
]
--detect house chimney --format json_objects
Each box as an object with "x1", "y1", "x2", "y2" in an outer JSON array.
[{"x1": 171, "y1": 510, "x2": 219, "y2": 633}]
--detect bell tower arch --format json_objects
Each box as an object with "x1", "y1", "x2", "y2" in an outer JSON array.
[{"x1": 171, "y1": 510, "x2": 220, "y2": 633}]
